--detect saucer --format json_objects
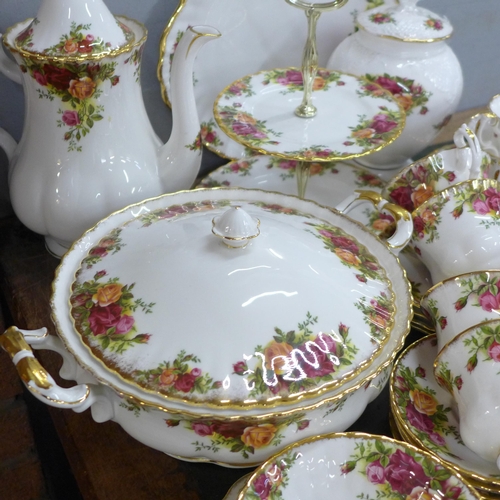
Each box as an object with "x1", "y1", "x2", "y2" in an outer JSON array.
[
  {"x1": 390, "y1": 334, "x2": 500, "y2": 488},
  {"x1": 213, "y1": 68, "x2": 405, "y2": 162},
  {"x1": 237, "y1": 431, "x2": 481, "y2": 499},
  {"x1": 199, "y1": 155, "x2": 433, "y2": 314}
]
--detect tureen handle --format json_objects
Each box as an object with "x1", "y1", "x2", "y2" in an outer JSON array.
[
  {"x1": 335, "y1": 190, "x2": 412, "y2": 255},
  {"x1": 0, "y1": 326, "x2": 114, "y2": 423}
]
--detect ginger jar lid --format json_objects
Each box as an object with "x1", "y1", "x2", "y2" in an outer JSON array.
[
  {"x1": 51, "y1": 188, "x2": 411, "y2": 412},
  {"x1": 13, "y1": 0, "x2": 135, "y2": 56},
  {"x1": 357, "y1": 0, "x2": 453, "y2": 43}
]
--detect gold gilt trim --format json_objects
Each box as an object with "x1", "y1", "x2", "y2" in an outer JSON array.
[
  {"x1": 390, "y1": 334, "x2": 500, "y2": 488},
  {"x1": 356, "y1": 22, "x2": 452, "y2": 43},
  {"x1": 213, "y1": 68, "x2": 406, "y2": 163},
  {"x1": 238, "y1": 431, "x2": 481, "y2": 499},
  {"x1": 3, "y1": 16, "x2": 147, "y2": 63},
  {"x1": 49, "y1": 186, "x2": 413, "y2": 420},
  {"x1": 157, "y1": 0, "x2": 187, "y2": 108}
]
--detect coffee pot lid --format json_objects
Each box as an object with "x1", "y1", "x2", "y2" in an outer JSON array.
[
  {"x1": 13, "y1": 0, "x2": 135, "y2": 56},
  {"x1": 357, "y1": 0, "x2": 453, "y2": 43}
]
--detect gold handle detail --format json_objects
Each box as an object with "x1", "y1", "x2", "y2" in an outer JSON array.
[
  {"x1": 355, "y1": 190, "x2": 412, "y2": 222},
  {"x1": 0, "y1": 326, "x2": 52, "y2": 389}
]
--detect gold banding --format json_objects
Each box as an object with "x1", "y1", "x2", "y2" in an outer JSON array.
[
  {"x1": 3, "y1": 16, "x2": 147, "y2": 63},
  {"x1": 356, "y1": 22, "x2": 452, "y2": 43},
  {"x1": 0, "y1": 327, "x2": 52, "y2": 389}
]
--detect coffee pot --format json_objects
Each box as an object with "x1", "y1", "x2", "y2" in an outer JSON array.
[{"x1": 0, "y1": 0, "x2": 220, "y2": 256}]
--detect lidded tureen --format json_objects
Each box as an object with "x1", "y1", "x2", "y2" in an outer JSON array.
[
  {"x1": 1, "y1": 188, "x2": 413, "y2": 466},
  {"x1": 328, "y1": 0, "x2": 462, "y2": 170}
]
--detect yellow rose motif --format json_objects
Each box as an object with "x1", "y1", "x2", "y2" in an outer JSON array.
[
  {"x1": 420, "y1": 208, "x2": 437, "y2": 225},
  {"x1": 93, "y1": 283, "x2": 123, "y2": 307},
  {"x1": 334, "y1": 248, "x2": 361, "y2": 267},
  {"x1": 309, "y1": 162, "x2": 324, "y2": 175},
  {"x1": 264, "y1": 341, "x2": 293, "y2": 375},
  {"x1": 64, "y1": 39, "x2": 79, "y2": 54},
  {"x1": 159, "y1": 368, "x2": 178, "y2": 387},
  {"x1": 409, "y1": 389, "x2": 438, "y2": 416},
  {"x1": 411, "y1": 185, "x2": 434, "y2": 209},
  {"x1": 369, "y1": 312, "x2": 388, "y2": 331},
  {"x1": 372, "y1": 218, "x2": 392, "y2": 232},
  {"x1": 395, "y1": 94, "x2": 414, "y2": 111},
  {"x1": 352, "y1": 128, "x2": 374, "y2": 139},
  {"x1": 241, "y1": 424, "x2": 277, "y2": 449},
  {"x1": 235, "y1": 112, "x2": 257, "y2": 125},
  {"x1": 406, "y1": 486, "x2": 434, "y2": 500},
  {"x1": 69, "y1": 77, "x2": 96, "y2": 99},
  {"x1": 312, "y1": 76, "x2": 326, "y2": 91}
]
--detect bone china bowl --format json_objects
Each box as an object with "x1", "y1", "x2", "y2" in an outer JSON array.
[
  {"x1": 421, "y1": 270, "x2": 500, "y2": 353},
  {"x1": 434, "y1": 319, "x2": 500, "y2": 468},
  {"x1": 0, "y1": 188, "x2": 413, "y2": 467},
  {"x1": 410, "y1": 179, "x2": 500, "y2": 284}
]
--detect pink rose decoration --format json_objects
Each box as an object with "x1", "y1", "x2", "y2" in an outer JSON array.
[
  {"x1": 370, "y1": 114, "x2": 398, "y2": 134},
  {"x1": 385, "y1": 449, "x2": 428, "y2": 495},
  {"x1": 232, "y1": 121, "x2": 266, "y2": 139},
  {"x1": 62, "y1": 110, "x2": 80, "y2": 127},
  {"x1": 252, "y1": 473, "x2": 272, "y2": 500},
  {"x1": 88, "y1": 303, "x2": 134, "y2": 336},
  {"x1": 485, "y1": 187, "x2": 500, "y2": 211},
  {"x1": 375, "y1": 76, "x2": 401, "y2": 95},
  {"x1": 488, "y1": 341, "x2": 500, "y2": 362},
  {"x1": 478, "y1": 290, "x2": 500, "y2": 312},
  {"x1": 33, "y1": 70, "x2": 48, "y2": 86},
  {"x1": 191, "y1": 422, "x2": 214, "y2": 437},
  {"x1": 406, "y1": 402, "x2": 434, "y2": 434},
  {"x1": 472, "y1": 198, "x2": 491, "y2": 215},
  {"x1": 174, "y1": 372, "x2": 197, "y2": 392},
  {"x1": 366, "y1": 459, "x2": 385, "y2": 485}
]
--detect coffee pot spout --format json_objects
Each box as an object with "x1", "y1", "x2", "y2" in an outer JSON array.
[{"x1": 158, "y1": 25, "x2": 221, "y2": 193}]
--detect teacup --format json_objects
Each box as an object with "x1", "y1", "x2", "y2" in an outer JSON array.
[
  {"x1": 421, "y1": 270, "x2": 500, "y2": 353},
  {"x1": 434, "y1": 318, "x2": 500, "y2": 467},
  {"x1": 383, "y1": 127, "x2": 493, "y2": 213},
  {"x1": 411, "y1": 179, "x2": 500, "y2": 284}
]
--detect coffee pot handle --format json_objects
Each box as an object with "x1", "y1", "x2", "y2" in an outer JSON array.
[
  {"x1": 0, "y1": 36, "x2": 22, "y2": 84},
  {"x1": 0, "y1": 127, "x2": 17, "y2": 165}
]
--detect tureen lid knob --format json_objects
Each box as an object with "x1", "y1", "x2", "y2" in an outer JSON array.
[{"x1": 212, "y1": 206, "x2": 260, "y2": 248}]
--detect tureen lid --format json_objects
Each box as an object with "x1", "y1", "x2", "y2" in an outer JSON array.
[
  {"x1": 13, "y1": 0, "x2": 134, "y2": 56},
  {"x1": 53, "y1": 188, "x2": 409, "y2": 411},
  {"x1": 357, "y1": 0, "x2": 453, "y2": 43}
]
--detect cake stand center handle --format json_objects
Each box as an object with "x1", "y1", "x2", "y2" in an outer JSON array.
[{"x1": 285, "y1": 0, "x2": 348, "y2": 118}]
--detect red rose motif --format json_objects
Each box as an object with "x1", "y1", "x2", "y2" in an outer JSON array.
[
  {"x1": 375, "y1": 76, "x2": 402, "y2": 95},
  {"x1": 33, "y1": 70, "x2": 48, "y2": 86},
  {"x1": 252, "y1": 473, "x2": 272, "y2": 500},
  {"x1": 385, "y1": 449, "x2": 428, "y2": 495},
  {"x1": 439, "y1": 317, "x2": 447, "y2": 329},
  {"x1": 232, "y1": 121, "x2": 266, "y2": 139},
  {"x1": 406, "y1": 402, "x2": 434, "y2": 434},
  {"x1": 412, "y1": 216, "x2": 425, "y2": 237},
  {"x1": 330, "y1": 236, "x2": 359, "y2": 254},
  {"x1": 300, "y1": 333, "x2": 338, "y2": 378},
  {"x1": 78, "y1": 39, "x2": 93, "y2": 54},
  {"x1": 233, "y1": 361, "x2": 247, "y2": 375},
  {"x1": 174, "y1": 372, "x2": 197, "y2": 392},
  {"x1": 389, "y1": 185, "x2": 414, "y2": 212},
  {"x1": 428, "y1": 431, "x2": 446, "y2": 446},
  {"x1": 370, "y1": 114, "x2": 398, "y2": 134},
  {"x1": 88, "y1": 303, "x2": 133, "y2": 336},
  {"x1": 212, "y1": 421, "x2": 247, "y2": 439},
  {"x1": 42, "y1": 64, "x2": 77, "y2": 91}
]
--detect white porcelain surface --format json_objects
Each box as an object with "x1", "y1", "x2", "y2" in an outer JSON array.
[
  {"x1": 328, "y1": 0, "x2": 461, "y2": 169},
  {"x1": 237, "y1": 432, "x2": 481, "y2": 499},
  {"x1": 421, "y1": 271, "x2": 500, "y2": 353},
  {"x1": 383, "y1": 142, "x2": 493, "y2": 213},
  {"x1": 199, "y1": 156, "x2": 432, "y2": 302},
  {"x1": 434, "y1": 320, "x2": 500, "y2": 466},
  {"x1": 0, "y1": 188, "x2": 413, "y2": 466},
  {"x1": 411, "y1": 179, "x2": 500, "y2": 284},
  {"x1": 213, "y1": 68, "x2": 404, "y2": 162},
  {"x1": 391, "y1": 335, "x2": 500, "y2": 486},
  {"x1": 160, "y1": 0, "x2": 398, "y2": 160},
  {"x1": 0, "y1": 4, "x2": 218, "y2": 256}
]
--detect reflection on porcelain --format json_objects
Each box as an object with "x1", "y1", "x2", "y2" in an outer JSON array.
[
  {"x1": 421, "y1": 271, "x2": 500, "y2": 353},
  {"x1": 237, "y1": 432, "x2": 481, "y2": 499},
  {"x1": 0, "y1": 0, "x2": 220, "y2": 257},
  {"x1": 434, "y1": 320, "x2": 500, "y2": 467},
  {"x1": 0, "y1": 188, "x2": 412, "y2": 466},
  {"x1": 328, "y1": 0, "x2": 462, "y2": 169},
  {"x1": 199, "y1": 156, "x2": 432, "y2": 318},
  {"x1": 411, "y1": 179, "x2": 500, "y2": 284},
  {"x1": 390, "y1": 335, "x2": 500, "y2": 487},
  {"x1": 159, "y1": 0, "x2": 398, "y2": 160}
]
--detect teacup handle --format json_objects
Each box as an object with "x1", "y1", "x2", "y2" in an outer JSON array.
[
  {"x1": 453, "y1": 124, "x2": 483, "y2": 179},
  {"x1": 336, "y1": 190, "x2": 412, "y2": 255}
]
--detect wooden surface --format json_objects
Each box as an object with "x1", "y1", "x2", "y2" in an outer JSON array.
[{"x1": 0, "y1": 105, "x2": 487, "y2": 499}]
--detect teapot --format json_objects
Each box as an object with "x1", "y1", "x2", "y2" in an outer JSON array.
[{"x1": 0, "y1": 0, "x2": 220, "y2": 257}]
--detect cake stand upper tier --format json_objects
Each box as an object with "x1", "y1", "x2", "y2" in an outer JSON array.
[{"x1": 213, "y1": 68, "x2": 406, "y2": 162}]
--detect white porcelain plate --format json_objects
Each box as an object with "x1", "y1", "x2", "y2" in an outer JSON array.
[
  {"x1": 213, "y1": 69, "x2": 405, "y2": 161},
  {"x1": 159, "y1": 0, "x2": 398, "y2": 160},
  {"x1": 237, "y1": 432, "x2": 481, "y2": 499},
  {"x1": 390, "y1": 335, "x2": 500, "y2": 487}
]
